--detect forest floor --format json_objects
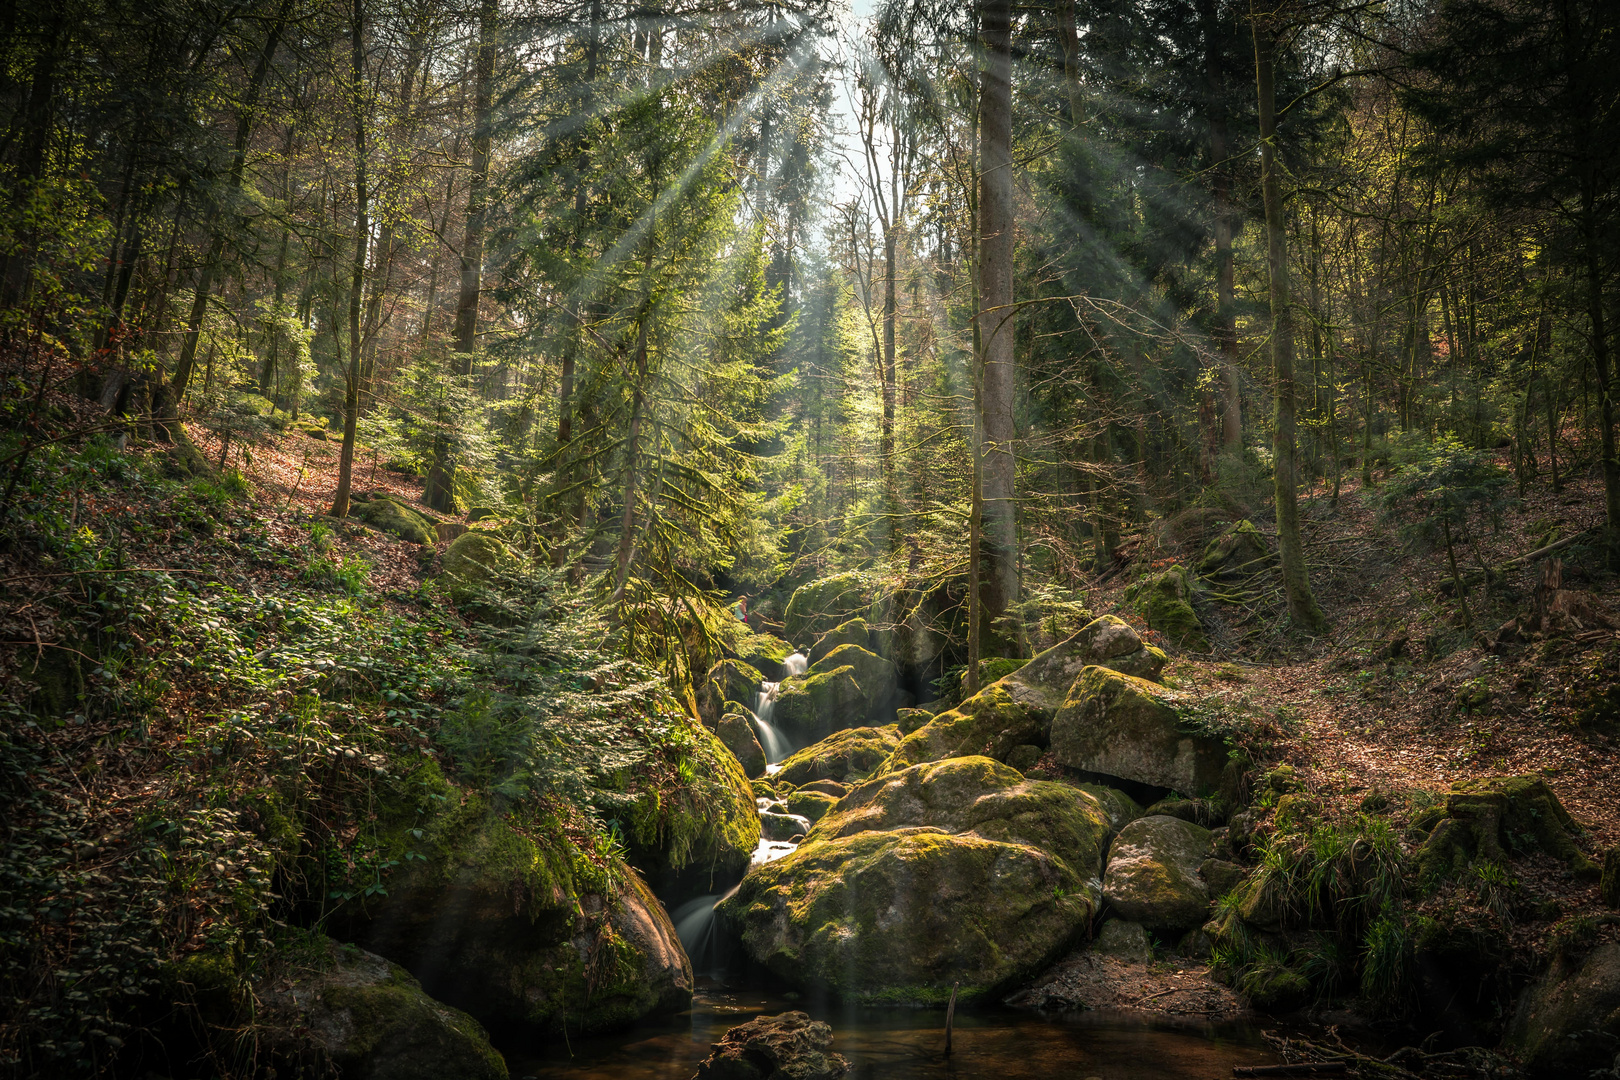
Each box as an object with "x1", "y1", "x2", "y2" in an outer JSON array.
[{"x1": 1077, "y1": 465, "x2": 1620, "y2": 1023}]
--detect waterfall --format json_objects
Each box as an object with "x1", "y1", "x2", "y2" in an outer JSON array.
[{"x1": 752, "y1": 651, "x2": 806, "y2": 769}]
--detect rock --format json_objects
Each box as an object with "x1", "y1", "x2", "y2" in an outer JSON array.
[
  {"x1": 701, "y1": 659, "x2": 765, "y2": 727},
  {"x1": 1199, "y1": 858, "x2": 1247, "y2": 900},
  {"x1": 1049, "y1": 666, "x2": 1228, "y2": 795},
  {"x1": 895, "y1": 707, "x2": 932, "y2": 735},
  {"x1": 1061, "y1": 615, "x2": 1169, "y2": 682},
  {"x1": 739, "y1": 634, "x2": 794, "y2": 681},
  {"x1": 1075, "y1": 783, "x2": 1144, "y2": 832},
  {"x1": 352, "y1": 495, "x2": 436, "y2": 545},
  {"x1": 441, "y1": 532, "x2": 512, "y2": 593},
  {"x1": 1090, "y1": 919, "x2": 1152, "y2": 964},
  {"x1": 259, "y1": 936, "x2": 507, "y2": 1080},
  {"x1": 761, "y1": 811, "x2": 813, "y2": 842},
  {"x1": 692, "y1": 1011, "x2": 849, "y2": 1080},
  {"x1": 771, "y1": 666, "x2": 866, "y2": 743},
  {"x1": 1198, "y1": 519, "x2": 1272, "y2": 580},
  {"x1": 466, "y1": 505, "x2": 499, "y2": 522},
  {"x1": 784, "y1": 790, "x2": 839, "y2": 823},
  {"x1": 881, "y1": 681, "x2": 1047, "y2": 773},
  {"x1": 1130, "y1": 566, "x2": 1210, "y2": 652},
  {"x1": 783, "y1": 574, "x2": 872, "y2": 644},
  {"x1": 1102, "y1": 815, "x2": 1213, "y2": 933},
  {"x1": 436, "y1": 522, "x2": 467, "y2": 543},
  {"x1": 817, "y1": 644, "x2": 898, "y2": 718},
  {"x1": 1416, "y1": 775, "x2": 1599, "y2": 882},
  {"x1": 721, "y1": 757, "x2": 1111, "y2": 1004},
  {"x1": 775, "y1": 726, "x2": 901, "y2": 787},
  {"x1": 798, "y1": 779, "x2": 850, "y2": 798},
  {"x1": 1144, "y1": 797, "x2": 1224, "y2": 827},
  {"x1": 719, "y1": 712, "x2": 766, "y2": 778},
  {"x1": 953, "y1": 657, "x2": 1028, "y2": 700},
  {"x1": 1006, "y1": 744, "x2": 1042, "y2": 773},
  {"x1": 808, "y1": 617, "x2": 871, "y2": 666},
  {"x1": 1503, "y1": 942, "x2": 1620, "y2": 1075}
]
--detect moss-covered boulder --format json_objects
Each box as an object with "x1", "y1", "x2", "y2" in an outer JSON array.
[
  {"x1": 1503, "y1": 942, "x2": 1620, "y2": 1075},
  {"x1": 1101, "y1": 815, "x2": 1213, "y2": 933},
  {"x1": 818, "y1": 644, "x2": 898, "y2": 716},
  {"x1": 784, "y1": 789, "x2": 839, "y2": 823},
  {"x1": 442, "y1": 531, "x2": 512, "y2": 593},
  {"x1": 720, "y1": 757, "x2": 1111, "y2": 1004},
  {"x1": 770, "y1": 665, "x2": 866, "y2": 743},
  {"x1": 1417, "y1": 775, "x2": 1598, "y2": 882},
  {"x1": 1064, "y1": 615, "x2": 1169, "y2": 682},
  {"x1": 625, "y1": 720, "x2": 762, "y2": 880},
  {"x1": 700, "y1": 659, "x2": 765, "y2": 727},
  {"x1": 775, "y1": 725, "x2": 901, "y2": 787},
  {"x1": 1199, "y1": 519, "x2": 1272, "y2": 580},
  {"x1": 783, "y1": 574, "x2": 872, "y2": 645},
  {"x1": 718, "y1": 711, "x2": 767, "y2": 779},
  {"x1": 1049, "y1": 666, "x2": 1228, "y2": 795},
  {"x1": 693, "y1": 1011, "x2": 850, "y2": 1080},
  {"x1": 738, "y1": 632, "x2": 794, "y2": 681},
  {"x1": 352, "y1": 494, "x2": 436, "y2": 545},
  {"x1": 1076, "y1": 783, "x2": 1145, "y2": 832},
  {"x1": 881, "y1": 682, "x2": 1047, "y2": 774},
  {"x1": 259, "y1": 936, "x2": 507, "y2": 1080},
  {"x1": 1091, "y1": 919, "x2": 1152, "y2": 963},
  {"x1": 1131, "y1": 565, "x2": 1210, "y2": 652},
  {"x1": 808, "y1": 617, "x2": 871, "y2": 666}
]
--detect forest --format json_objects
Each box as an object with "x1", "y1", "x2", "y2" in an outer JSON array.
[{"x1": 1, "y1": 0, "x2": 1619, "y2": 1077}]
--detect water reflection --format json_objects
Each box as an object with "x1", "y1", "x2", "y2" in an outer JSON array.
[{"x1": 508, "y1": 983, "x2": 1278, "y2": 1080}]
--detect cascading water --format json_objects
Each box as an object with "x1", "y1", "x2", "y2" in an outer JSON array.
[
  {"x1": 752, "y1": 650, "x2": 807, "y2": 772},
  {"x1": 749, "y1": 650, "x2": 809, "y2": 865}
]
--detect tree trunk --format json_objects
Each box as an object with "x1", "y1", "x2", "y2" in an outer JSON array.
[
  {"x1": 1202, "y1": 0, "x2": 1242, "y2": 456},
  {"x1": 1581, "y1": 177, "x2": 1620, "y2": 570},
  {"x1": 160, "y1": 0, "x2": 295, "y2": 431},
  {"x1": 453, "y1": 0, "x2": 497, "y2": 370},
  {"x1": 977, "y1": 0, "x2": 1020, "y2": 653},
  {"x1": 1253, "y1": 3, "x2": 1326, "y2": 631},
  {"x1": 330, "y1": 0, "x2": 368, "y2": 520}
]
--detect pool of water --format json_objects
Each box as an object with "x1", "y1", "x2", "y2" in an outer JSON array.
[{"x1": 507, "y1": 981, "x2": 1280, "y2": 1080}]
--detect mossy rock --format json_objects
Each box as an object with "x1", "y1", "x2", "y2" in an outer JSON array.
[
  {"x1": 808, "y1": 617, "x2": 872, "y2": 666},
  {"x1": 771, "y1": 665, "x2": 866, "y2": 744},
  {"x1": 738, "y1": 632, "x2": 794, "y2": 681},
  {"x1": 1503, "y1": 942, "x2": 1620, "y2": 1075},
  {"x1": 1416, "y1": 775, "x2": 1598, "y2": 882},
  {"x1": 625, "y1": 719, "x2": 761, "y2": 879},
  {"x1": 1005, "y1": 744, "x2": 1042, "y2": 773},
  {"x1": 881, "y1": 682, "x2": 1047, "y2": 774},
  {"x1": 442, "y1": 531, "x2": 513, "y2": 593},
  {"x1": 259, "y1": 934, "x2": 507, "y2": 1080},
  {"x1": 783, "y1": 574, "x2": 873, "y2": 645},
  {"x1": 1238, "y1": 965, "x2": 1310, "y2": 1010},
  {"x1": 1062, "y1": 615, "x2": 1169, "y2": 682},
  {"x1": 1075, "y1": 783, "x2": 1144, "y2": 832},
  {"x1": 352, "y1": 494, "x2": 436, "y2": 545},
  {"x1": 718, "y1": 711, "x2": 766, "y2": 779},
  {"x1": 1091, "y1": 919, "x2": 1153, "y2": 963},
  {"x1": 466, "y1": 505, "x2": 499, "y2": 523},
  {"x1": 953, "y1": 657, "x2": 1028, "y2": 700},
  {"x1": 895, "y1": 707, "x2": 932, "y2": 736},
  {"x1": 1198, "y1": 519, "x2": 1272, "y2": 580},
  {"x1": 1101, "y1": 815, "x2": 1213, "y2": 933},
  {"x1": 1131, "y1": 565, "x2": 1210, "y2": 652},
  {"x1": 699, "y1": 659, "x2": 764, "y2": 727},
  {"x1": 1049, "y1": 666, "x2": 1228, "y2": 795},
  {"x1": 720, "y1": 757, "x2": 1111, "y2": 1004},
  {"x1": 775, "y1": 725, "x2": 901, "y2": 787},
  {"x1": 1144, "y1": 797, "x2": 1225, "y2": 828},
  {"x1": 815, "y1": 643, "x2": 898, "y2": 719},
  {"x1": 785, "y1": 790, "x2": 840, "y2": 823}
]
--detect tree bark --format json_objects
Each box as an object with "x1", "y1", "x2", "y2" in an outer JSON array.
[
  {"x1": 330, "y1": 0, "x2": 369, "y2": 520},
  {"x1": 453, "y1": 0, "x2": 497, "y2": 370},
  {"x1": 1581, "y1": 176, "x2": 1620, "y2": 569},
  {"x1": 1202, "y1": 0, "x2": 1242, "y2": 456},
  {"x1": 1253, "y1": 3, "x2": 1327, "y2": 631},
  {"x1": 977, "y1": 0, "x2": 1020, "y2": 653}
]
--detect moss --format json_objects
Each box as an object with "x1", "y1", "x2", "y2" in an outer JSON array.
[
  {"x1": 441, "y1": 531, "x2": 513, "y2": 603},
  {"x1": 1198, "y1": 519, "x2": 1272, "y2": 579},
  {"x1": 783, "y1": 574, "x2": 872, "y2": 644},
  {"x1": 808, "y1": 617, "x2": 871, "y2": 664},
  {"x1": 1131, "y1": 565, "x2": 1210, "y2": 652},
  {"x1": 771, "y1": 665, "x2": 865, "y2": 740},
  {"x1": 698, "y1": 659, "x2": 763, "y2": 726},
  {"x1": 880, "y1": 682, "x2": 1046, "y2": 774},
  {"x1": 776, "y1": 725, "x2": 901, "y2": 786},
  {"x1": 1049, "y1": 665, "x2": 1227, "y2": 794},
  {"x1": 352, "y1": 495, "x2": 436, "y2": 545},
  {"x1": 785, "y1": 790, "x2": 839, "y2": 823},
  {"x1": 1417, "y1": 775, "x2": 1598, "y2": 882},
  {"x1": 814, "y1": 644, "x2": 897, "y2": 716}
]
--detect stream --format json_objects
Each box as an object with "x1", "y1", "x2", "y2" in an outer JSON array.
[
  {"x1": 515, "y1": 657, "x2": 1283, "y2": 1079},
  {"x1": 507, "y1": 983, "x2": 1280, "y2": 1079}
]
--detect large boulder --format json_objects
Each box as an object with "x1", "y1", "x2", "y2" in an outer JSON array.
[
  {"x1": 783, "y1": 574, "x2": 872, "y2": 645},
  {"x1": 1504, "y1": 943, "x2": 1620, "y2": 1075},
  {"x1": 692, "y1": 1011, "x2": 849, "y2": 1080},
  {"x1": 259, "y1": 936, "x2": 507, "y2": 1080},
  {"x1": 878, "y1": 619, "x2": 1170, "y2": 777},
  {"x1": 1101, "y1": 815, "x2": 1212, "y2": 933},
  {"x1": 442, "y1": 531, "x2": 512, "y2": 592},
  {"x1": 808, "y1": 617, "x2": 871, "y2": 666},
  {"x1": 334, "y1": 779, "x2": 699, "y2": 1035},
  {"x1": 720, "y1": 757, "x2": 1111, "y2": 1004},
  {"x1": 817, "y1": 644, "x2": 897, "y2": 717},
  {"x1": 351, "y1": 494, "x2": 437, "y2": 545},
  {"x1": 770, "y1": 665, "x2": 866, "y2": 744},
  {"x1": 1130, "y1": 565, "x2": 1210, "y2": 653},
  {"x1": 719, "y1": 711, "x2": 767, "y2": 779},
  {"x1": 738, "y1": 633, "x2": 795, "y2": 681},
  {"x1": 775, "y1": 725, "x2": 901, "y2": 787},
  {"x1": 700, "y1": 659, "x2": 765, "y2": 727},
  {"x1": 1049, "y1": 666, "x2": 1228, "y2": 795}
]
